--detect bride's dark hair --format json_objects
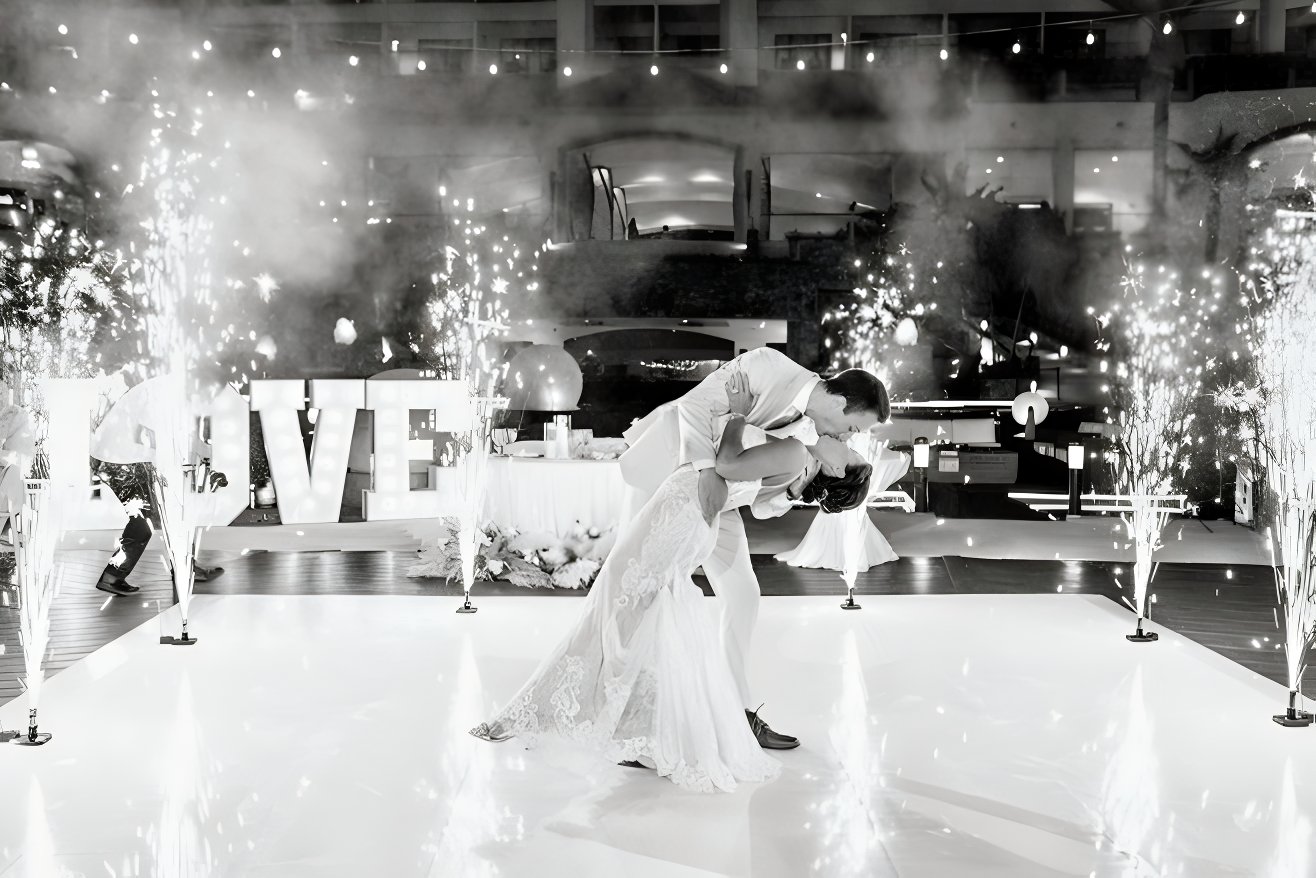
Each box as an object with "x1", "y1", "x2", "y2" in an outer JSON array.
[{"x1": 801, "y1": 462, "x2": 873, "y2": 513}]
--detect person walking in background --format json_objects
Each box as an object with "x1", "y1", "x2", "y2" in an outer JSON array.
[{"x1": 94, "y1": 469, "x2": 226, "y2": 597}]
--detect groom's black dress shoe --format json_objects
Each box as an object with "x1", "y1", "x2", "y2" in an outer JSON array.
[{"x1": 747, "y1": 708, "x2": 799, "y2": 750}]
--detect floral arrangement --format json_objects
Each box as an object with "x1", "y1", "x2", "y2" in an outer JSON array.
[{"x1": 408, "y1": 517, "x2": 615, "y2": 589}]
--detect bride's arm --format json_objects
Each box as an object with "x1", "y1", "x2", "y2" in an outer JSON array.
[{"x1": 715, "y1": 415, "x2": 807, "y2": 481}]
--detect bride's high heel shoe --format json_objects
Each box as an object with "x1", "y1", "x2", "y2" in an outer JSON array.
[{"x1": 469, "y1": 722, "x2": 513, "y2": 742}]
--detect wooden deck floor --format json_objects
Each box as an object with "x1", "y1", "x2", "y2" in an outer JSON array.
[
  {"x1": 1, "y1": 544, "x2": 1306, "y2": 709},
  {"x1": 0, "y1": 547, "x2": 175, "y2": 708}
]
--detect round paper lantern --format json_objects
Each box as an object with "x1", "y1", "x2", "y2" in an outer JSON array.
[
  {"x1": 333, "y1": 318, "x2": 357, "y2": 345},
  {"x1": 893, "y1": 317, "x2": 919, "y2": 346},
  {"x1": 1011, "y1": 391, "x2": 1048, "y2": 440},
  {"x1": 1012, "y1": 391, "x2": 1048, "y2": 426},
  {"x1": 504, "y1": 345, "x2": 583, "y2": 411}
]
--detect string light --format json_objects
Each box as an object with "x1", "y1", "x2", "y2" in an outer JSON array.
[
  {"x1": 1011, "y1": 38, "x2": 1022, "y2": 54},
  {"x1": 128, "y1": 33, "x2": 138, "y2": 45},
  {"x1": 1086, "y1": 26, "x2": 1096, "y2": 46},
  {"x1": 719, "y1": 63, "x2": 728, "y2": 74},
  {"x1": 1235, "y1": 11, "x2": 1246, "y2": 25},
  {"x1": 563, "y1": 66, "x2": 572, "y2": 76},
  {"x1": 488, "y1": 63, "x2": 498, "y2": 75},
  {"x1": 271, "y1": 46, "x2": 281, "y2": 59},
  {"x1": 796, "y1": 59, "x2": 806, "y2": 70},
  {"x1": 349, "y1": 55, "x2": 359, "y2": 67},
  {"x1": 866, "y1": 52, "x2": 875, "y2": 63},
  {"x1": 939, "y1": 47, "x2": 949, "y2": 61},
  {"x1": 650, "y1": 64, "x2": 659, "y2": 75},
  {"x1": 417, "y1": 59, "x2": 427, "y2": 71},
  {"x1": 57, "y1": 24, "x2": 67, "y2": 35},
  {"x1": 1162, "y1": 19, "x2": 1173, "y2": 35}
]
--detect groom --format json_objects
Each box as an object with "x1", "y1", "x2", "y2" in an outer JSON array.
[{"x1": 619, "y1": 347, "x2": 888, "y2": 749}]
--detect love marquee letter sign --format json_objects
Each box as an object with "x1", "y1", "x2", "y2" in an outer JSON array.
[{"x1": 49, "y1": 377, "x2": 474, "y2": 530}]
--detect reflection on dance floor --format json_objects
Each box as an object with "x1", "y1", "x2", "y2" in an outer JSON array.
[{"x1": 0, "y1": 594, "x2": 1311, "y2": 877}]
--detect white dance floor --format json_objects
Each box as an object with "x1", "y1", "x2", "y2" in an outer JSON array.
[{"x1": 0, "y1": 593, "x2": 1311, "y2": 877}]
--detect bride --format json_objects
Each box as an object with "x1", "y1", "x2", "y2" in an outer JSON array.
[{"x1": 470, "y1": 371, "x2": 873, "y2": 792}]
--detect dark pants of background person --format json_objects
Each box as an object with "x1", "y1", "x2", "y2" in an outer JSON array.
[{"x1": 98, "y1": 515, "x2": 153, "y2": 587}]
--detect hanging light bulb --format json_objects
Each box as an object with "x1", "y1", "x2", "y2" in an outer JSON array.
[
  {"x1": 650, "y1": 64, "x2": 659, "y2": 75},
  {"x1": 1235, "y1": 10, "x2": 1245, "y2": 25},
  {"x1": 1086, "y1": 27, "x2": 1096, "y2": 46},
  {"x1": 1162, "y1": 19, "x2": 1173, "y2": 35},
  {"x1": 488, "y1": 63, "x2": 498, "y2": 75},
  {"x1": 271, "y1": 46, "x2": 282, "y2": 58},
  {"x1": 940, "y1": 46, "x2": 949, "y2": 61},
  {"x1": 866, "y1": 51, "x2": 875, "y2": 63},
  {"x1": 563, "y1": 66, "x2": 573, "y2": 77},
  {"x1": 719, "y1": 62, "x2": 728, "y2": 74},
  {"x1": 1012, "y1": 38, "x2": 1022, "y2": 54},
  {"x1": 796, "y1": 58, "x2": 806, "y2": 70}
]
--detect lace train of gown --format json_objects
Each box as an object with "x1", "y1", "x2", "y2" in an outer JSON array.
[{"x1": 471, "y1": 467, "x2": 780, "y2": 793}]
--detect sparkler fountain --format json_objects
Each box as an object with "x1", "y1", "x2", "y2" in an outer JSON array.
[
  {"x1": 409, "y1": 208, "x2": 528, "y2": 612},
  {"x1": 9, "y1": 478, "x2": 58, "y2": 745},
  {"x1": 128, "y1": 100, "x2": 233, "y2": 645},
  {"x1": 839, "y1": 431, "x2": 884, "y2": 611},
  {"x1": 1246, "y1": 280, "x2": 1316, "y2": 726},
  {"x1": 0, "y1": 226, "x2": 122, "y2": 745},
  {"x1": 1099, "y1": 262, "x2": 1202, "y2": 643}
]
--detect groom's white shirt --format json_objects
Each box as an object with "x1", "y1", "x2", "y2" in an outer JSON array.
[{"x1": 620, "y1": 347, "x2": 820, "y2": 507}]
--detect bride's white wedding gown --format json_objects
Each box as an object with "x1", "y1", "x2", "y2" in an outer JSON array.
[{"x1": 471, "y1": 464, "x2": 780, "y2": 793}]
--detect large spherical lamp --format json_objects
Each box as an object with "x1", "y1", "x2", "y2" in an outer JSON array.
[
  {"x1": 1011, "y1": 391, "x2": 1048, "y2": 441},
  {"x1": 504, "y1": 345, "x2": 583, "y2": 411}
]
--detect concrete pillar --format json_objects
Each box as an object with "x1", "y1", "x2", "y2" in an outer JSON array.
[
  {"x1": 720, "y1": 0, "x2": 758, "y2": 87},
  {"x1": 732, "y1": 145, "x2": 763, "y2": 243},
  {"x1": 1053, "y1": 136, "x2": 1075, "y2": 234},
  {"x1": 1259, "y1": 0, "x2": 1286, "y2": 53},
  {"x1": 557, "y1": 0, "x2": 589, "y2": 82}
]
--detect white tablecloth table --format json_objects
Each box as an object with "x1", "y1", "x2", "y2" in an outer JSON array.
[
  {"x1": 482, "y1": 456, "x2": 625, "y2": 537},
  {"x1": 776, "y1": 449, "x2": 911, "y2": 571}
]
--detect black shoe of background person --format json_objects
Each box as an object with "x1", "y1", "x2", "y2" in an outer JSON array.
[
  {"x1": 193, "y1": 565, "x2": 224, "y2": 582},
  {"x1": 96, "y1": 578, "x2": 141, "y2": 596},
  {"x1": 746, "y1": 707, "x2": 800, "y2": 750}
]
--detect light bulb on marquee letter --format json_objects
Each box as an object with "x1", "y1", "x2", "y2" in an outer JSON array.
[
  {"x1": 249, "y1": 379, "x2": 362, "y2": 524},
  {"x1": 363, "y1": 379, "x2": 471, "y2": 521},
  {"x1": 42, "y1": 378, "x2": 129, "y2": 530},
  {"x1": 185, "y1": 384, "x2": 250, "y2": 526}
]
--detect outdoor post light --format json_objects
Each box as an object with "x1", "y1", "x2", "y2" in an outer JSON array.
[
  {"x1": 1068, "y1": 443, "x2": 1085, "y2": 516},
  {"x1": 913, "y1": 437, "x2": 930, "y2": 513}
]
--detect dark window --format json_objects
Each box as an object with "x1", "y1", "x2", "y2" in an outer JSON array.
[
  {"x1": 419, "y1": 38, "x2": 472, "y2": 73},
  {"x1": 1047, "y1": 25, "x2": 1106, "y2": 59},
  {"x1": 775, "y1": 34, "x2": 830, "y2": 70},
  {"x1": 850, "y1": 33, "x2": 922, "y2": 66},
  {"x1": 950, "y1": 14, "x2": 1038, "y2": 57},
  {"x1": 659, "y1": 4, "x2": 720, "y2": 54},
  {"x1": 500, "y1": 37, "x2": 556, "y2": 73},
  {"x1": 1183, "y1": 28, "x2": 1233, "y2": 55},
  {"x1": 595, "y1": 5, "x2": 655, "y2": 52}
]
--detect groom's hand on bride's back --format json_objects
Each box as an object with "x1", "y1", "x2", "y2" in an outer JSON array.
[{"x1": 698, "y1": 467, "x2": 728, "y2": 525}]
